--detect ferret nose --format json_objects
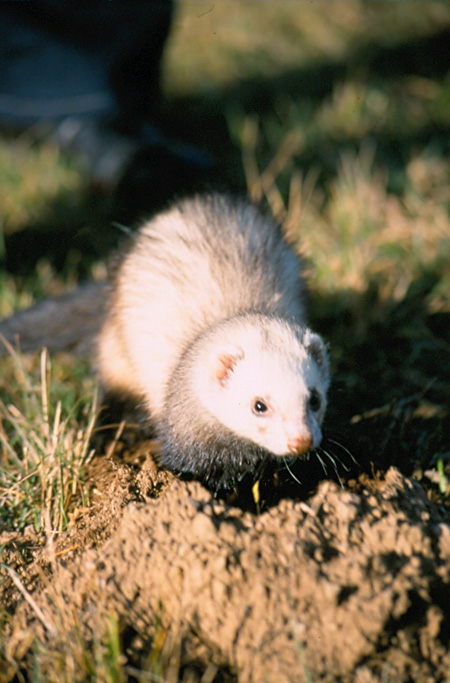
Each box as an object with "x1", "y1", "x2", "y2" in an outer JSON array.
[{"x1": 288, "y1": 433, "x2": 313, "y2": 455}]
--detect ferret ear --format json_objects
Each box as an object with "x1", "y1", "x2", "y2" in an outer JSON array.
[
  {"x1": 211, "y1": 345, "x2": 244, "y2": 386},
  {"x1": 305, "y1": 331, "x2": 329, "y2": 379}
]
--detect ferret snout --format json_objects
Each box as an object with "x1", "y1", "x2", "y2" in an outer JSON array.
[{"x1": 287, "y1": 433, "x2": 313, "y2": 455}]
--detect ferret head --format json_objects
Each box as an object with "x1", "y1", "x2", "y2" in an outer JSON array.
[{"x1": 194, "y1": 315, "x2": 329, "y2": 458}]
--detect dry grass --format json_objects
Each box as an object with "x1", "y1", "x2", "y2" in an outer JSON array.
[
  {"x1": 238, "y1": 115, "x2": 450, "y2": 308},
  {"x1": 2, "y1": 575, "x2": 130, "y2": 683},
  {"x1": 0, "y1": 348, "x2": 100, "y2": 680},
  {"x1": 0, "y1": 345, "x2": 96, "y2": 536}
]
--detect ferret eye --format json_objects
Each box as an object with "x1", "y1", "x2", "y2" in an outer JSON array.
[
  {"x1": 308, "y1": 389, "x2": 321, "y2": 412},
  {"x1": 253, "y1": 399, "x2": 268, "y2": 415}
]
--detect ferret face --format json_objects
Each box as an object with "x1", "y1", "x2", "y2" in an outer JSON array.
[{"x1": 198, "y1": 325, "x2": 329, "y2": 458}]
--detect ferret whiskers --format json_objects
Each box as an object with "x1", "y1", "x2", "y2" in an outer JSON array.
[
  {"x1": 315, "y1": 450, "x2": 329, "y2": 477},
  {"x1": 326, "y1": 437, "x2": 358, "y2": 465},
  {"x1": 283, "y1": 457, "x2": 304, "y2": 485},
  {"x1": 317, "y1": 447, "x2": 344, "y2": 487}
]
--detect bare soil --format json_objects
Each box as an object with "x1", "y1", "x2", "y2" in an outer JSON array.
[{"x1": 3, "y1": 433, "x2": 450, "y2": 682}]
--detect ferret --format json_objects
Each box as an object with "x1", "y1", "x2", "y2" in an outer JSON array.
[{"x1": 98, "y1": 193, "x2": 330, "y2": 489}]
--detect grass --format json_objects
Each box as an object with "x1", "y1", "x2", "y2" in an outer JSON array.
[
  {"x1": 0, "y1": 346, "x2": 96, "y2": 536},
  {"x1": 163, "y1": 1, "x2": 450, "y2": 97},
  {"x1": 0, "y1": 348, "x2": 99, "y2": 681},
  {"x1": 0, "y1": 0, "x2": 449, "y2": 680},
  {"x1": 0, "y1": 138, "x2": 84, "y2": 237},
  {"x1": 1, "y1": 590, "x2": 134, "y2": 683}
]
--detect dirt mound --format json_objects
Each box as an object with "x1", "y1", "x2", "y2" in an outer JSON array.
[{"x1": 6, "y1": 466, "x2": 450, "y2": 682}]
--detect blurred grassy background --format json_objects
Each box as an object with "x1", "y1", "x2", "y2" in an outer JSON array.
[{"x1": 1, "y1": 0, "x2": 449, "y2": 481}]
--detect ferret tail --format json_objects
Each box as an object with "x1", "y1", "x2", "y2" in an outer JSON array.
[{"x1": 0, "y1": 281, "x2": 105, "y2": 356}]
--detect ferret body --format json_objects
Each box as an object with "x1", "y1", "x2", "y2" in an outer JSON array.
[{"x1": 98, "y1": 193, "x2": 330, "y2": 489}]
